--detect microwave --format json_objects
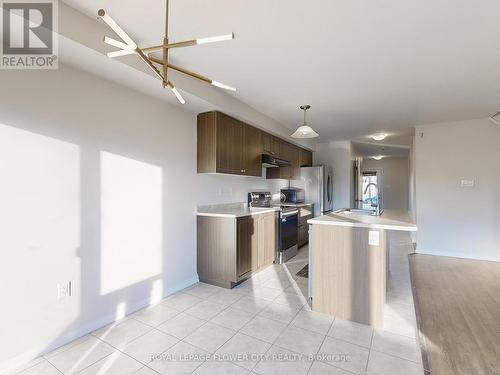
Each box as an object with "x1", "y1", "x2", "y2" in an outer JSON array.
[{"x1": 280, "y1": 188, "x2": 305, "y2": 203}]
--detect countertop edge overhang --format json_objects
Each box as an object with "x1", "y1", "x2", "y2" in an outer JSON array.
[
  {"x1": 196, "y1": 207, "x2": 280, "y2": 218},
  {"x1": 307, "y1": 209, "x2": 417, "y2": 232}
]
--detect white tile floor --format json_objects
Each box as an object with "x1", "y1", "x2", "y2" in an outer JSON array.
[{"x1": 14, "y1": 232, "x2": 423, "y2": 375}]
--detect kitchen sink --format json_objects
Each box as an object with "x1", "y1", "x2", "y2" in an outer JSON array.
[{"x1": 334, "y1": 208, "x2": 383, "y2": 216}]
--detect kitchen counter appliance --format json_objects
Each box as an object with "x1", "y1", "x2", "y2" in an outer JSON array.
[
  {"x1": 280, "y1": 188, "x2": 305, "y2": 203},
  {"x1": 248, "y1": 192, "x2": 298, "y2": 263},
  {"x1": 300, "y1": 165, "x2": 333, "y2": 216}
]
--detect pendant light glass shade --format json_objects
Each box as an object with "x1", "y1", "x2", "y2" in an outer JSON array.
[
  {"x1": 291, "y1": 125, "x2": 319, "y2": 138},
  {"x1": 291, "y1": 105, "x2": 319, "y2": 138}
]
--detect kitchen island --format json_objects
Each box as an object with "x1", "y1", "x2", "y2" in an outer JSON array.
[{"x1": 307, "y1": 209, "x2": 417, "y2": 327}]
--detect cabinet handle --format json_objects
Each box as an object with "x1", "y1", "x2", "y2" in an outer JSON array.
[{"x1": 241, "y1": 169, "x2": 246, "y2": 173}]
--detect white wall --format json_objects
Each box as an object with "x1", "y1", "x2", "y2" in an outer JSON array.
[
  {"x1": 362, "y1": 157, "x2": 410, "y2": 211},
  {"x1": 315, "y1": 141, "x2": 352, "y2": 210},
  {"x1": 408, "y1": 136, "x2": 417, "y2": 221},
  {"x1": 415, "y1": 118, "x2": 500, "y2": 261},
  {"x1": 408, "y1": 137, "x2": 417, "y2": 243},
  {"x1": 0, "y1": 65, "x2": 289, "y2": 370}
]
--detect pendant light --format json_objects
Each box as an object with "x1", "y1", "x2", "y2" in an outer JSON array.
[{"x1": 291, "y1": 105, "x2": 319, "y2": 138}]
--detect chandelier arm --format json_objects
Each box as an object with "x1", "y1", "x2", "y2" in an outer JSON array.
[
  {"x1": 163, "y1": 0, "x2": 170, "y2": 85},
  {"x1": 166, "y1": 81, "x2": 186, "y2": 104},
  {"x1": 104, "y1": 37, "x2": 134, "y2": 51},
  {"x1": 107, "y1": 49, "x2": 136, "y2": 58},
  {"x1": 141, "y1": 45, "x2": 163, "y2": 54},
  {"x1": 169, "y1": 63, "x2": 212, "y2": 84},
  {"x1": 163, "y1": 38, "x2": 168, "y2": 84},
  {"x1": 142, "y1": 33, "x2": 233, "y2": 54},
  {"x1": 165, "y1": 0, "x2": 169, "y2": 38},
  {"x1": 136, "y1": 49, "x2": 164, "y2": 81},
  {"x1": 150, "y1": 56, "x2": 236, "y2": 91},
  {"x1": 148, "y1": 56, "x2": 208, "y2": 83},
  {"x1": 165, "y1": 40, "x2": 198, "y2": 49},
  {"x1": 142, "y1": 40, "x2": 197, "y2": 54},
  {"x1": 98, "y1": 9, "x2": 137, "y2": 49}
]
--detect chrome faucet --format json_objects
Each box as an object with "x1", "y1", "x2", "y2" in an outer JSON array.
[{"x1": 363, "y1": 182, "x2": 383, "y2": 216}]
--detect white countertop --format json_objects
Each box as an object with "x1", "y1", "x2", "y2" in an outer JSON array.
[
  {"x1": 197, "y1": 203, "x2": 279, "y2": 218},
  {"x1": 308, "y1": 209, "x2": 417, "y2": 232}
]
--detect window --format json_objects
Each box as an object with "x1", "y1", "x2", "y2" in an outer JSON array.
[{"x1": 362, "y1": 171, "x2": 379, "y2": 210}]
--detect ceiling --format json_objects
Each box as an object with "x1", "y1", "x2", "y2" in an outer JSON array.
[
  {"x1": 352, "y1": 127, "x2": 415, "y2": 147},
  {"x1": 352, "y1": 141, "x2": 409, "y2": 159},
  {"x1": 62, "y1": 0, "x2": 500, "y2": 142}
]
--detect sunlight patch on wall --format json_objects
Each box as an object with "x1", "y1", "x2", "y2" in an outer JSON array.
[
  {"x1": 100, "y1": 152, "x2": 163, "y2": 295},
  {"x1": 0, "y1": 124, "x2": 80, "y2": 362},
  {"x1": 149, "y1": 279, "x2": 164, "y2": 305}
]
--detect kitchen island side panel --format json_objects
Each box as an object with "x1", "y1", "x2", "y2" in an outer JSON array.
[{"x1": 311, "y1": 224, "x2": 387, "y2": 326}]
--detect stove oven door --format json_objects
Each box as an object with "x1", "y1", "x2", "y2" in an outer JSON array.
[{"x1": 279, "y1": 210, "x2": 298, "y2": 251}]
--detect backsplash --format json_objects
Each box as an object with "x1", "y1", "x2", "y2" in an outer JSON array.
[{"x1": 195, "y1": 172, "x2": 303, "y2": 206}]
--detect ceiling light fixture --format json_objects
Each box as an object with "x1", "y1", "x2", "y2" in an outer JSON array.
[
  {"x1": 98, "y1": 0, "x2": 236, "y2": 104},
  {"x1": 373, "y1": 155, "x2": 383, "y2": 160},
  {"x1": 371, "y1": 133, "x2": 388, "y2": 141},
  {"x1": 291, "y1": 105, "x2": 319, "y2": 138}
]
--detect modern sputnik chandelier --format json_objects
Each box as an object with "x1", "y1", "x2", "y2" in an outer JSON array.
[{"x1": 97, "y1": 0, "x2": 236, "y2": 104}]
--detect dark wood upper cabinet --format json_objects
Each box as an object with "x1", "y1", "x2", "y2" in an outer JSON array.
[
  {"x1": 299, "y1": 148, "x2": 313, "y2": 167},
  {"x1": 216, "y1": 113, "x2": 243, "y2": 175},
  {"x1": 262, "y1": 133, "x2": 280, "y2": 156},
  {"x1": 266, "y1": 142, "x2": 303, "y2": 180},
  {"x1": 290, "y1": 146, "x2": 301, "y2": 179},
  {"x1": 198, "y1": 111, "x2": 258, "y2": 176},
  {"x1": 262, "y1": 133, "x2": 273, "y2": 154},
  {"x1": 278, "y1": 140, "x2": 292, "y2": 161},
  {"x1": 198, "y1": 110, "x2": 312, "y2": 178},
  {"x1": 242, "y1": 123, "x2": 263, "y2": 177}
]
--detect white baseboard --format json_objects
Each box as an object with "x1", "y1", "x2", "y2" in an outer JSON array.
[
  {"x1": 416, "y1": 249, "x2": 500, "y2": 263},
  {"x1": 0, "y1": 275, "x2": 199, "y2": 375}
]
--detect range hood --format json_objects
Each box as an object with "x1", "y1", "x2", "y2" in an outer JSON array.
[{"x1": 262, "y1": 154, "x2": 291, "y2": 168}]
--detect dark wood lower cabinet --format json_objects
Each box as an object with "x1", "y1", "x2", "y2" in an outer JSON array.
[
  {"x1": 237, "y1": 216, "x2": 259, "y2": 278},
  {"x1": 298, "y1": 204, "x2": 314, "y2": 247},
  {"x1": 197, "y1": 212, "x2": 277, "y2": 288},
  {"x1": 259, "y1": 212, "x2": 277, "y2": 266},
  {"x1": 298, "y1": 223, "x2": 309, "y2": 248}
]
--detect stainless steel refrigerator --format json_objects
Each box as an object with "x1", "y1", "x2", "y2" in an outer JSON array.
[
  {"x1": 301, "y1": 165, "x2": 333, "y2": 300},
  {"x1": 300, "y1": 165, "x2": 333, "y2": 217}
]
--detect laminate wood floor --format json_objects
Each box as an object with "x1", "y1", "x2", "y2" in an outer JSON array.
[{"x1": 410, "y1": 254, "x2": 500, "y2": 375}]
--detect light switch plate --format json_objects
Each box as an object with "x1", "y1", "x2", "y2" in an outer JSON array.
[
  {"x1": 369, "y1": 230, "x2": 380, "y2": 246},
  {"x1": 460, "y1": 179, "x2": 475, "y2": 188},
  {"x1": 57, "y1": 281, "x2": 72, "y2": 300}
]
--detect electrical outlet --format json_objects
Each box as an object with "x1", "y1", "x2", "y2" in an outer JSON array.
[
  {"x1": 57, "y1": 281, "x2": 72, "y2": 300},
  {"x1": 368, "y1": 230, "x2": 380, "y2": 246},
  {"x1": 460, "y1": 179, "x2": 475, "y2": 188}
]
